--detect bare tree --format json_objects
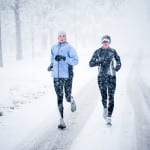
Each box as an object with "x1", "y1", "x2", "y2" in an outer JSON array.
[
  {"x1": 31, "y1": 28, "x2": 35, "y2": 58},
  {"x1": 0, "y1": 12, "x2": 3, "y2": 67},
  {"x1": 47, "y1": 0, "x2": 63, "y2": 45},
  {"x1": 11, "y1": 0, "x2": 23, "y2": 60},
  {"x1": 0, "y1": 0, "x2": 10, "y2": 67}
]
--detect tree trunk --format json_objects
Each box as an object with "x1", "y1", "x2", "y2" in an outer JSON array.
[
  {"x1": 31, "y1": 30, "x2": 35, "y2": 58},
  {"x1": 14, "y1": 0, "x2": 23, "y2": 60},
  {"x1": 0, "y1": 13, "x2": 3, "y2": 67},
  {"x1": 42, "y1": 34, "x2": 47, "y2": 51},
  {"x1": 49, "y1": 28, "x2": 54, "y2": 46}
]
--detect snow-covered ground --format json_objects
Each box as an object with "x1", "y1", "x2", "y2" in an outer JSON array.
[
  {"x1": 70, "y1": 58, "x2": 136, "y2": 150},
  {"x1": 0, "y1": 55, "x2": 96, "y2": 150},
  {"x1": 0, "y1": 57, "x2": 56, "y2": 149},
  {"x1": 0, "y1": 54, "x2": 145, "y2": 150},
  {"x1": 127, "y1": 51, "x2": 150, "y2": 150}
]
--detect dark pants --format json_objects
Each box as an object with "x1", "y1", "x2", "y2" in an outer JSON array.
[
  {"x1": 98, "y1": 74, "x2": 116, "y2": 117},
  {"x1": 53, "y1": 77, "x2": 73, "y2": 118}
]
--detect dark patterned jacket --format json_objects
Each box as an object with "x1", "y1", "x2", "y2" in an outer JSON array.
[{"x1": 89, "y1": 47, "x2": 121, "y2": 76}]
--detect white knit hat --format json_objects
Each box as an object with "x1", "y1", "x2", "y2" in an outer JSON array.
[{"x1": 58, "y1": 31, "x2": 66, "y2": 37}]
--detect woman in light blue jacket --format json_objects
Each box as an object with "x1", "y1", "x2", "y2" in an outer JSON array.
[{"x1": 48, "y1": 31, "x2": 79, "y2": 129}]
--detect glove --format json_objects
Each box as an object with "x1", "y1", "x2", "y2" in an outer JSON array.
[
  {"x1": 47, "y1": 65, "x2": 53, "y2": 71},
  {"x1": 115, "y1": 64, "x2": 121, "y2": 72},
  {"x1": 55, "y1": 55, "x2": 66, "y2": 61}
]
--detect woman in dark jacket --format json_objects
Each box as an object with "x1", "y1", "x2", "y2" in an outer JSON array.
[{"x1": 89, "y1": 35, "x2": 121, "y2": 126}]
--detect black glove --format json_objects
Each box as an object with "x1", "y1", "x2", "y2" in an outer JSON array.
[
  {"x1": 115, "y1": 65, "x2": 121, "y2": 72},
  {"x1": 55, "y1": 55, "x2": 66, "y2": 61},
  {"x1": 47, "y1": 65, "x2": 53, "y2": 71}
]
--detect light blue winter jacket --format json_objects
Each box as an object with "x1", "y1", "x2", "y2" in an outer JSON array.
[{"x1": 50, "y1": 42, "x2": 79, "y2": 78}]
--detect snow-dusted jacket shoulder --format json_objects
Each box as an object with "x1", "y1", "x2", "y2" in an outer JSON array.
[{"x1": 50, "y1": 42, "x2": 78, "y2": 78}]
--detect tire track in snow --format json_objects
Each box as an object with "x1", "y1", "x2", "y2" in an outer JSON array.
[{"x1": 128, "y1": 62, "x2": 150, "y2": 150}]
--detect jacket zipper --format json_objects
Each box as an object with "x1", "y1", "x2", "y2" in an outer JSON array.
[
  {"x1": 98, "y1": 48, "x2": 101, "y2": 74},
  {"x1": 57, "y1": 43, "x2": 61, "y2": 78}
]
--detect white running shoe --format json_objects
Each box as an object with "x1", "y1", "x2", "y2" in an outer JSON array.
[
  {"x1": 103, "y1": 108, "x2": 108, "y2": 120},
  {"x1": 58, "y1": 118, "x2": 66, "y2": 129},
  {"x1": 71, "y1": 97, "x2": 76, "y2": 112},
  {"x1": 106, "y1": 117, "x2": 112, "y2": 126}
]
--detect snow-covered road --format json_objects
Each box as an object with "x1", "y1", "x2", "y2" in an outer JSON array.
[
  {"x1": 18, "y1": 78, "x2": 100, "y2": 150},
  {"x1": 0, "y1": 55, "x2": 149, "y2": 150},
  {"x1": 15, "y1": 61, "x2": 136, "y2": 150},
  {"x1": 22, "y1": 58, "x2": 136, "y2": 150},
  {"x1": 71, "y1": 62, "x2": 136, "y2": 150},
  {"x1": 128, "y1": 53, "x2": 150, "y2": 150}
]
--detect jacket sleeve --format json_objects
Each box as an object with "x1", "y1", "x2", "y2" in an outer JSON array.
[
  {"x1": 89, "y1": 49, "x2": 101, "y2": 67},
  {"x1": 65, "y1": 46, "x2": 79, "y2": 66},
  {"x1": 50, "y1": 48, "x2": 54, "y2": 65},
  {"x1": 114, "y1": 50, "x2": 121, "y2": 71}
]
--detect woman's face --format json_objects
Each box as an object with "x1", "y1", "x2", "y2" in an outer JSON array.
[
  {"x1": 58, "y1": 35, "x2": 66, "y2": 43},
  {"x1": 102, "y1": 41, "x2": 110, "y2": 49}
]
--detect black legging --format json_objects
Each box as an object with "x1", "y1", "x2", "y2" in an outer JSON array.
[
  {"x1": 98, "y1": 74, "x2": 116, "y2": 117},
  {"x1": 54, "y1": 77, "x2": 73, "y2": 118}
]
